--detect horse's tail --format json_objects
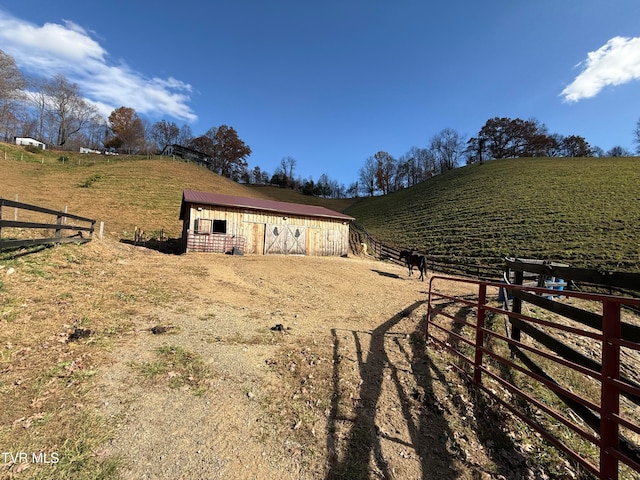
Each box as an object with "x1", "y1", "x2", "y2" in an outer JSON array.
[{"x1": 419, "y1": 255, "x2": 427, "y2": 281}]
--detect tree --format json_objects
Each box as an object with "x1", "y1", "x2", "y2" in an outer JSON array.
[
  {"x1": 0, "y1": 50, "x2": 25, "y2": 142},
  {"x1": 107, "y1": 106, "x2": 145, "y2": 153},
  {"x1": 430, "y1": 128, "x2": 465, "y2": 172},
  {"x1": 188, "y1": 135, "x2": 214, "y2": 156},
  {"x1": 359, "y1": 156, "x2": 377, "y2": 196},
  {"x1": 478, "y1": 117, "x2": 550, "y2": 159},
  {"x1": 373, "y1": 151, "x2": 396, "y2": 195},
  {"x1": 607, "y1": 145, "x2": 630, "y2": 157},
  {"x1": 562, "y1": 135, "x2": 591, "y2": 157},
  {"x1": 204, "y1": 125, "x2": 252, "y2": 180},
  {"x1": 150, "y1": 119, "x2": 180, "y2": 152},
  {"x1": 44, "y1": 75, "x2": 98, "y2": 146},
  {"x1": 177, "y1": 124, "x2": 193, "y2": 146},
  {"x1": 279, "y1": 156, "x2": 297, "y2": 187},
  {"x1": 634, "y1": 118, "x2": 640, "y2": 155}
]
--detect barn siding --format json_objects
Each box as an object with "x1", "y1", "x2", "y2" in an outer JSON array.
[{"x1": 184, "y1": 203, "x2": 350, "y2": 256}]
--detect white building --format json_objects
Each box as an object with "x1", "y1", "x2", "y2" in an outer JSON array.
[{"x1": 15, "y1": 137, "x2": 46, "y2": 150}]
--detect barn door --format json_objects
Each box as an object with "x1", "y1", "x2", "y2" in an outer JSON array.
[{"x1": 264, "y1": 224, "x2": 306, "y2": 255}]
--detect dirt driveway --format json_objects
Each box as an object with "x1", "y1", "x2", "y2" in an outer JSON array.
[{"x1": 87, "y1": 243, "x2": 538, "y2": 480}]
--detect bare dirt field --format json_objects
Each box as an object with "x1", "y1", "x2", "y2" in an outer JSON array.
[{"x1": 1, "y1": 240, "x2": 568, "y2": 479}]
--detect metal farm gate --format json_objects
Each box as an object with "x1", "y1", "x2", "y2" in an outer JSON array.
[
  {"x1": 426, "y1": 274, "x2": 640, "y2": 479},
  {"x1": 264, "y1": 224, "x2": 306, "y2": 255}
]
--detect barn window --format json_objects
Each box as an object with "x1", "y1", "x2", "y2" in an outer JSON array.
[
  {"x1": 212, "y1": 220, "x2": 227, "y2": 234},
  {"x1": 195, "y1": 218, "x2": 212, "y2": 233}
]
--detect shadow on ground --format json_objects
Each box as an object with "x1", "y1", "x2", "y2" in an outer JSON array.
[{"x1": 322, "y1": 298, "x2": 550, "y2": 479}]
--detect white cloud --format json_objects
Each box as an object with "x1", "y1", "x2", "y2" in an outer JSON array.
[
  {"x1": 0, "y1": 10, "x2": 197, "y2": 122},
  {"x1": 561, "y1": 36, "x2": 640, "y2": 102}
]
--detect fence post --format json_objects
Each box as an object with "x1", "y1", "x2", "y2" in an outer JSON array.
[
  {"x1": 600, "y1": 299, "x2": 621, "y2": 479},
  {"x1": 510, "y1": 270, "x2": 524, "y2": 350},
  {"x1": 55, "y1": 214, "x2": 63, "y2": 240},
  {"x1": 473, "y1": 283, "x2": 487, "y2": 385}
]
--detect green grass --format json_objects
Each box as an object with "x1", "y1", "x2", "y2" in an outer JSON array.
[
  {"x1": 346, "y1": 157, "x2": 640, "y2": 272},
  {"x1": 131, "y1": 345, "x2": 211, "y2": 396}
]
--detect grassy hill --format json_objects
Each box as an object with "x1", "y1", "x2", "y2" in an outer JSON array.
[
  {"x1": 3, "y1": 142, "x2": 639, "y2": 273},
  {"x1": 0, "y1": 143, "x2": 275, "y2": 239},
  {"x1": 345, "y1": 157, "x2": 640, "y2": 272},
  {"x1": 0, "y1": 143, "x2": 358, "y2": 240}
]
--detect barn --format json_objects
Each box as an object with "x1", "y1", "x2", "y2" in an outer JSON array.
[{"x1": 179, "y1": 189, "x2": 355, "y2": 256}]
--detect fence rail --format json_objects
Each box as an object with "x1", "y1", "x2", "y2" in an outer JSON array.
[
  {"x1": 350, "y1": 223, "x2": 511, "y2": 280},
  {"x1": 0, "y1": 197, "x2": 96, "y2": 250},
  {"x1": 427, "y1": 275, "x2": 640, "y2": 479}
]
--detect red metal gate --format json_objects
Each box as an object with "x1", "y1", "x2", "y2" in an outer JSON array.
[{"x1": 426, "y1": 275, "x2": 640, "y2": 479}]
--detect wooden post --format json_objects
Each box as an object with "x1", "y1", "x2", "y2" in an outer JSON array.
[
  {"x1": 55, "y1": 215, "x2": 63, "y2": 240},
  {"x1": 99, "y1": 221, "x2": 104, "y2": 239},
  {"x1": 511, "y1": 270, "x2": 524, "y2": 343},
  {"x1": 14, "y1": 194, "x2": 18, "y2": 221}
]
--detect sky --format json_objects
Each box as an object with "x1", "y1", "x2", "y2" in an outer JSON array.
[{"x1": 1, "y1": 1, "x2": 640, "y2": 186}]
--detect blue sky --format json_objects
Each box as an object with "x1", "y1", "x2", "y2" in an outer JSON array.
[{"x1": 1, "y1": 1, "x2": 640, "y2": 186}]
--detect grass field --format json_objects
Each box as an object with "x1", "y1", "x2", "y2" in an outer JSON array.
[{"x1": 345, "y1": 157, "x2": 640, "y2": 273}]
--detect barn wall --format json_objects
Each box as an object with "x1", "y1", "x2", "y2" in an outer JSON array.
[{"x1": 184, "y1": 203, "x2": 350, "y2": 256}]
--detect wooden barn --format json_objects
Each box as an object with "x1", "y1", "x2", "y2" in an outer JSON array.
[{"x1": 179, "y1": 189, "x2": 355, "y2": 256}]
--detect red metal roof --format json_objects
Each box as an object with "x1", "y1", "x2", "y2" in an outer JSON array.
[{"x1": 180, "y1": 189, "x2": 355, "y2": 221}]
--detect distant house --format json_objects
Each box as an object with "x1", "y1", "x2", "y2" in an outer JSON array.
[
  {"x1": 179, "y1": 189, "x2": 355, "y2": 256},
  {"x1": 15, "y1": 137, "x2": 46, "y2": 150},
  {"x1": 162, "y1": 144, "x2": 211, "y2": 167},
  {"x1": 80, "y1": 147, "x2": 101, "y2": 154}
]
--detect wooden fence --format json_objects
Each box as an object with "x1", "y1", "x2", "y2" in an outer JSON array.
[
  {"x1": 350, "y1": 222, "x2": 504, "y2": 280},
  {"x1": 0, "y1": 197, "x2": 96, "y2": 250}
]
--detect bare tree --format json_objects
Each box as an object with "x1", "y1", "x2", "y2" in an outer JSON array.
[
  {"x1": 177, "y1": 124, "x2": 193, "y2": 146},
  {"x1": 150, "y1": 119, "x2": 180, "y2": 152},
  {"x1": 358, "y1": 156, "x2": 377, "y2": 196},
  {"x1": 0, "y1": 50, "x2": 26, "y2": 141},
  {"x1": 634, "y1": 118, "x2": 640, "y2": 155},
  {"x1": 430, "y1": 128, "x2": 465, "y2": 172},
  {"x1": 44, "y1": 75, "x2": 99, "y2": 147}
]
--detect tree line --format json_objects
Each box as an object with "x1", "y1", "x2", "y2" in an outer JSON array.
[{"x1": 2, "y1": 49, "x2": 639, "y2": 200}]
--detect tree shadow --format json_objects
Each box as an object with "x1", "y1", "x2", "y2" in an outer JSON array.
[
  {"x1": 326, "y1": 301, "x2": 461, "y2": 479},
  {"x1": 0, "y1": 243, "x2": 54, "y2": 260},
  {"x1": 119, "y1": 237, "x2": 183, "y2": 255}
]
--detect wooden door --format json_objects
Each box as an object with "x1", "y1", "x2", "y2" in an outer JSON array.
[{"x1": 264, "y1": 224, "x2": 306, "y2": 254}]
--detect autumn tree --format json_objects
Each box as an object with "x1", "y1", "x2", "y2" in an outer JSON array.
[
  {"x1": 561, "y1": 135, "x2": 592, "y2": 157},
  {"x1": 373, "y1": 151, "x2": 396, "y2": 195},
  {"x1": 478, "y1": 117, "x2": 550, "y2": 159},
  {"x1": 107, "y1": 106, "x2": 145, "y2": 153},
  {"x1": 0, "y1": 50, "x2": 25, "y2": 142},
  {"x1": 199, "y1": 125, "x2": 251, "y2": 180},
  {"x1": 187, "y1": 135, "x2": 214, "y2": 156}
]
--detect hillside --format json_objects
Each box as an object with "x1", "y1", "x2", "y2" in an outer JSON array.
[
  {"x1": 346, "y1": 157, "x2": 640, "y2": 272},
  {"x1": 0, "y1": 144, "x2": 275, "y2": 239},
  {"x1": 3, "y1": 143, "x2": 639, "y2": 273},
  {"x1": 0, "y1": 143, "x2": 360, "y2": 241}
]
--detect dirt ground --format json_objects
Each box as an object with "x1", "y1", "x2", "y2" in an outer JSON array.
[
  {"x1": 1, "y1": 240, "x2": 559, "y2": 479},
  {"x1": 90, "y1": 242, "x2": 535, "y2": 480}
]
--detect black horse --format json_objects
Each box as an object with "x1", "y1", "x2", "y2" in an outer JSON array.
[{"x1": 399, "y1": 250, "x2": 427, "y2": 281}]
